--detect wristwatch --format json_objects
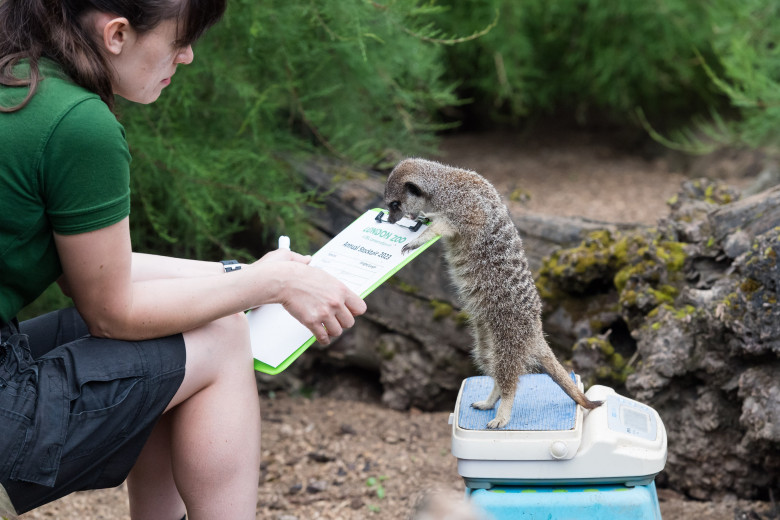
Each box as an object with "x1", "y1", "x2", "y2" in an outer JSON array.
[{"x1": 220, "y1": 259, "x2": 242, "y2": 273}]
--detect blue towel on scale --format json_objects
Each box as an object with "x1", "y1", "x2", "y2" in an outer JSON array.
[{"x1": 458, "y1": 374, "x2": 578, "y2": 431}]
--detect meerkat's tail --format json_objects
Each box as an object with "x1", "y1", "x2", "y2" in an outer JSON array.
[{"x1": 539, "y1": 353, "x2": 604, "y2": 410}]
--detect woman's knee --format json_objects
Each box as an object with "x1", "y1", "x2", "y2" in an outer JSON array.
[
  {"x1": 166, "y1": 314, "x2": 253, "y2": 411},
  {"x1": 206, "y1": 312, "x2": 249, "y2": 349},
  {"x1": 182, "y1": 313, "x2": 252, "y2": 379}
]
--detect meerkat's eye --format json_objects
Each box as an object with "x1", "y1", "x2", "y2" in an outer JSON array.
[
  {"x1": 405, "y1": 182, "x2": 422, "y2": 197},
  {"x1": 389, "y1": 201, "x2": 400, "y2": 211}
]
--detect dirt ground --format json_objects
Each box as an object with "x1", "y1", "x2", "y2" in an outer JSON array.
[
  {"x1": 435, "y1": 129, "x2": 756, "y2": 225},
  {"x1": 20, "y1": 130, "x2": 776, "y2": 519}
]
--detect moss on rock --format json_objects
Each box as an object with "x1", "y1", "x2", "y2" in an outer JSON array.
[
  {"x1": 429, "y1": 299, "x2": 454, "y2": 321},
  {"x1": 572, "y1": 335, "x2": 634, "y2": 386}
]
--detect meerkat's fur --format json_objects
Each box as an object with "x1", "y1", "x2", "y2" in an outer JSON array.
[{"x1": 384, "y1": 158, "x2": 603, "y2": 428}]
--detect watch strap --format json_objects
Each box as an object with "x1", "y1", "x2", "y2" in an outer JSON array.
[{"x1": 220, "y1": 259, "x2": 241, "y2": 273}]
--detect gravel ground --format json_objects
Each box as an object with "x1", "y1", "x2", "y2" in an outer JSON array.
[
  {"x1": 18, "y1": 130, "x2": 774, "y2": 519},
  {"x1": 21, "y1": 394, "x2": 776, "y2": 520}
]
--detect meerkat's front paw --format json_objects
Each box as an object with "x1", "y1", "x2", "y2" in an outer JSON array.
[
  {"x1": 401, "y1": 237, "x2": 427, "y2": 254},
  {"x1": 471, "y1": 400, "x2": 495, "y2": 411},
  {"x1": 401, "y1": 227, "x2": 436, "y2": 254},
  {"x1": 401, "y1": 242, "x2": 419, "y2": 255}
]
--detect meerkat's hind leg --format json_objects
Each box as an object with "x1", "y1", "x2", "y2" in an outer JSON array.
[
  {"x1": 470, "y1": 319, "x2": 497, "y2": 411},
  {"x1": 484, "y1": 374, "x2": 518, "y2": 429},
  {"x1": 471, "y1": 355, "x2": 518, "y2": 428},
  {"x1": 471, "y1": 383, "x2": 501, "y2": 412}
]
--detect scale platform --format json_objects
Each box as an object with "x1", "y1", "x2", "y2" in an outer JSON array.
[{"x1": 450, "y1": 374, "x2": 667, "y2": 490}]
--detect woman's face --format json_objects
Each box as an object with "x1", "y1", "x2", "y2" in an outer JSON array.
[{"x1": 107, "y1": 18, "x2": 194, "y2": 104}]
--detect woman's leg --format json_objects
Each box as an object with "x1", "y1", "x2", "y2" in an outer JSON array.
[
  {"x1": 127, "y1": 415, "x2": 185, "y2": 519},
  {"x1": 127, "y1": 313, "x2": 261, "y2": 520}
]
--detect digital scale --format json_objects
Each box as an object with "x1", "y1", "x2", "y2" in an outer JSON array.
[{"x1": 449, "y1": 374, "x2": 667, "y2": 519}]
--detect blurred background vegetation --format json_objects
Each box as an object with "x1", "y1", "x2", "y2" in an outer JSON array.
[{"x1": 20, "y1": 0, "x2": 780, "y2": 319}]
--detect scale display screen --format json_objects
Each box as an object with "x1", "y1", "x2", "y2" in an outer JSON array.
[{"x1": 606, "y1": 395, "x2": 657, "y2": 441}]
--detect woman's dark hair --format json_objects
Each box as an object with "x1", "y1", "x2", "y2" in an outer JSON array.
[{"x1": 0, "y1": 0, "x2": 226, "y2": 112}]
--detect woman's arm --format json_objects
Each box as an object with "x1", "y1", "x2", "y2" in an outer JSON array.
[
  {"x1": 55, "y1": 252, "x2": 223, "y2": 296},
  {"x1": 130, "y1": 252, "x2": 226, "y2": 281},
  {"x1": 54, "y1": 217, "x2": 365, "y2": 343}
]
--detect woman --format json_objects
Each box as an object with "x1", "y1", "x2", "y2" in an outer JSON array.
[{"x1": 0, "y1": 0, "x2": 366, "y2": 518}]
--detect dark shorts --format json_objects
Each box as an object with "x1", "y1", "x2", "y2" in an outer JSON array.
[{"x1": 0, "y1": 308, "x2": 186, "y2": 514}]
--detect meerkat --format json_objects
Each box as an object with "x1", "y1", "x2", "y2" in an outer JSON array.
[{"x1": 384, "y1": 158, "x2": 603, "y2": 429}]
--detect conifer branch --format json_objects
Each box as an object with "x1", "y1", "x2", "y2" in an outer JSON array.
[
  {"x1": 400, "y1": 8, "x2": 499, "y2": 45},
  {"x1": 283, "y1": 58, "x2": 348, "y2": 160}
]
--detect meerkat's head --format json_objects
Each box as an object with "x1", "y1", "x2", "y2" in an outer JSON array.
[{"x1": 384, "y1": 158, "x2": 447, "y2": 223}]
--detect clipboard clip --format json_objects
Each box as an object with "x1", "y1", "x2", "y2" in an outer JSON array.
[{"x1": 375, "y1": 211, "x2": 428, "y2": 232}]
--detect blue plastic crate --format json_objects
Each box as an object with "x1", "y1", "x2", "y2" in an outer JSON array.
[{"x1": 468, "y1": 482, "x2": 662, "y2": 520}]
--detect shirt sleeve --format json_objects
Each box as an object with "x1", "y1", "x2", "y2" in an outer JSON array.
[{"x1": 40, "y1": 97, "x2": 131, "y2": 235}]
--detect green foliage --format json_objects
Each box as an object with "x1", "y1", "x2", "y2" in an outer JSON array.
[
  {"x1": 121, "y1": 0, "x2": 466, "y2": 259},
  {"x1": 117, "y1": 0, "x2": 780, "y2": 262},
  {"x1": 432, "y1": 0, "x2": 722, "y2": 126},
  {"x1": 365, "y1": 474, "x2": 386, "y2": 513},
  {"x1": 647, "y1": 0, "x2": 780, "y2": 153},
  {"x1": 366, "y1": 475, "x2": 387, "y2": 499},
  {"x1": 704, "y1": 0, "x2": 780, "y2": 149},
  {"x1": 16, "y1": 283, "x2": 72, "y2": 322},
  {"x1": 125, "y1": 115, "x2": 314, "y2": 259}
]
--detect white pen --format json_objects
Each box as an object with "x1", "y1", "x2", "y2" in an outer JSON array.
[{"x1": 278, "y1": 235, "x2": 290, "y2": 250}]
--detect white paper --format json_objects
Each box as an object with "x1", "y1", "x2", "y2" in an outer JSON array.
[{"x1": 249, "y1": 210, "x2": 431, "y2": 369}]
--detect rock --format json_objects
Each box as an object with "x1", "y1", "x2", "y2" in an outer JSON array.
[
  {"x1": 308, "y1": 451, "x2": 336, "y2": 463},
  {"x1": 710, "y1": 185, "x2": 780, "y2": 257},
  {"x1": 738, "y1": 366, "x2": 780, "y2": 443},
  {"x1": 544, "y1": 179, "x2": 780, "y2": 499},
  {"x1": 720, "y1": 229, "x2": 780, "y2": 355},
  {"x1": 628, "y1": 306, "x2": 699, "y2": 400},
  {"x1": 306, "y1": 480, "x2": 329, "y2": 493},
  {"x1": 340, "y1": 424, "x2": 357, "y2": 435}
]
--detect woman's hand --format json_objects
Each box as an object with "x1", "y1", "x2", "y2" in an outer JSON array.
[
  {"x1": 247, "y1": 257, "x2": 366, "y2": 345},
  {"x1": 256, "y1": 248, "x2": 311, "y2": 265}
]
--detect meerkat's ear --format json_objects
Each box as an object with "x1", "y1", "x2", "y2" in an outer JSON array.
[{"x1": 405, "y1": 182, "x2": 423, "y2": 197}]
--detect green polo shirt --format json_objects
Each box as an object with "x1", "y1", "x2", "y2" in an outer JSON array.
[{"x1": 0, "y1": 58, "x2": 131, "y2": 323}]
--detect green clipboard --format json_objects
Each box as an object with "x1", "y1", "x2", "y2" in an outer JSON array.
[{"x1": 250, "y1": 208, "x2": 440, "y2": 374}]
